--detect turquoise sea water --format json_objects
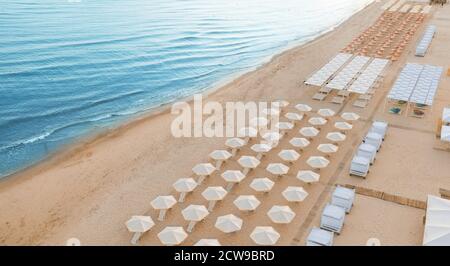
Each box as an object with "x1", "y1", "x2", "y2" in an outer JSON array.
[{"x1": 0, "y1": 0, "x2": 373, "y2": 177}]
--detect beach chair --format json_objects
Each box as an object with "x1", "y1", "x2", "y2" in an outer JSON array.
[
  {"x1": 389, "y1": 107, "x2": 402, "y2": 115},
  {"x1": 313, "y1": 93, "x2": 327, "y2": 101},
  {"x1": 331, "y1": 96, "x2": 345, "y2": 104},
  {"x1": 353, "y1": 100, "x2": 368, "y2": 108}
]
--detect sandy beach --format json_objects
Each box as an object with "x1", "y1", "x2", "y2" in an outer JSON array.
[{"x1": 1, "y1": 0, "x2": 449, "y2": 246}]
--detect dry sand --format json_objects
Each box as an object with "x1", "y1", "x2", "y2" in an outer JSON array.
[{"x1": 0, "y1": 0, "x2": 449, "y2": 246}]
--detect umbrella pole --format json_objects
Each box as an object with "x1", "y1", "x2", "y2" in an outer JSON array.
[
  {"x1": 158, "y1": 209, "x2": 167, "y2": 221},
  {"x1": 208, "y1": 201, "x2": 217, "y2": 211},
  {"x1": 231, "y1": 148, "x2": 237, "y2": 157},
  {"x1": 131, "y1": 232, "x2": 142, "y2": 245},
  {"x1": 179, "y1": 192, "x2": 187, "y2": 202},
  {"x1": 256, "y1": 153, "x2": 263, "y2": 160},
  {"x1": 197, "y1": 175, "x2": 206, "y2": 184},
  {"x1": 187, "y1": 221, "x2": 196, "y2": 233},
  {"x1": 242, "y1": 168, "x2": 250, "y2": 175},
  {"x1": 215, "y1": 160, "x2": 223, "y2": 169},
  {"x1": 226, "y1": 183, "x2": 235, "y2": 192}
]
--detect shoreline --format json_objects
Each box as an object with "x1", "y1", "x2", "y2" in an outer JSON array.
[{"x1": 0, "y1": 1, "x2": 375, "y2": 186}]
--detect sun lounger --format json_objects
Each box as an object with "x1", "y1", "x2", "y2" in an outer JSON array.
[
  {"x1": 313, "y1": 93, "x2": 327, "y2": 101},
  {"x1": 358, "y1": 94, "x2": 372, "y2": 101},
  {"x1": 319, "y1": 87, "x2": 332, "y2": 94},
  {"x1": 389, "y1": 107, "x2": 402, "y2": 115},
  {"x1": 353, "y1": 100, "x2": 368, "y2": 108},
  {"x1": 331, "y1": 96, "x2": 345, "y2": 104}
]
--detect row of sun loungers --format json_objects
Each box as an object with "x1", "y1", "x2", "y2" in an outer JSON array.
[
  {"x1": 126, "y1": 103, "x2": 360, "y2": 245},
  {"x1": 305, "y1": 53, "x2": 352, "y2": 87},
  {"x1": 441, "y1": 108, "x2": 450, "y2": 143},
  {"x1": 389, "y1": 0, "x2": 406, "y2": 12},
  {"x1": 416, "y1": 25, "x2": 436, "y2": 57},
  {"x1": 349, "y1": 121, "x2": 388, "y2": 178}
]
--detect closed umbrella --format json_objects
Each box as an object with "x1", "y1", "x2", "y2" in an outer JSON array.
[
  {"x1": 234, "y1": 195, "x2": 261, "y2": 212},
  {"x1": 341, "y1": 112, "x2": 360, "y2": 122},
  {"x1": 157, "y1": 226, "x2": 188, "y2": 246},
  {"x1": 173, "y1": 178, "x2": 198, "y2": 202},
  {"x1": 215, "y1": 214, "x2": 243, "y2": 233},
  {"x1": 335, "y1": 121, "x2": 353, "y2": 132},
  {"x1": 306, "y1": 156, "x2": 330, "y2": 170},
  {"x1": 289, "y1": 137, "x2": 310, "y2": 150},
  {"x1": 238, "y1": 127, "x2": 258, "y2": 143},
  {"x1": 295, "y1": 104, "x2": 312, "y2": 113},
  {"x1": 300, "y1": 127, "x2": 320, "y2": 138},
  {"x1": 317, "y1": 143, "x2": 339, "y2": 155},
  {"x1": 266, "y1": 163, "x2": 290, "y2": 177},
  {"x1": 278, "y1": 149, "x2": 300, "y2": 163},
  {"x1": 267, "y1": 205, "x2": 296, "y2": 224},
  {"x1": 225, "y1": 138, "x2": 246, "y2": 156},
  {"x1": 326, "y1": 132, "x2": 346, "y2": 143},
  {"x1": 126, "y1": 216, "x2": 155, "y2": 244},
  {"x1": 182, "y1": 204, "x2": 209, "y2": 232},
  {"x1": 251, "y1": 143, "x2": 272, "y2": 159},
  {"x1": 297, "y1": 170, "x2": 320, "y2": 184},
  {"x1": 194, "y1": 239, "x2": 221, "y2": 246},
  {"x1": 250, "y1": 226, "x2": 280, "y2": 245},
  {"x1": 192, "y1": 163, "x2": 216, "y2": 184},
  {"x1": 209, "y1": 150, "x2": 232, "y2": 169},
  {"x1": 238, "y1": 156, "x2": 260, "y2": 175},
  {"x1": 221, "y1": 170, "x2": 246, "y2": 191},
  {"x1": 308, "y1": 117, "x2": 327, "y2": 126},
  {"x1": 282, "y1": 186, "x2": 309, "y2": 202},
  {"x1": 202, "y1": 186, "x2": 228, "y2": 211},
  {"x1": 250, "y1": 178, "x2": 275, "y2": 193},
  {"x1": 151, "y1": 195, "x2": 177, "y2": 221}
]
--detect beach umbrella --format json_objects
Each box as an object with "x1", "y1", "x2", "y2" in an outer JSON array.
[
  {"x1": 297, "y1": 170, "x2": 320, "y2": 184},
  {"x1": 238, "y1": 156, "x2": 260, "y2": 175},
  {"x1": 299, "y1": 127, "x2": 320, "y2": 138},
  {"x1": 282, "y1": 186, "x2": 309, "y2": 202},
  {"x1": 250, "y1": 226, "x2": 280, "y2": 245},
  {"x1": 289, "y1": 137, "x2": 310, "y2": 150},
  {"x1": 262, "y1": 131, "x2": 283, "y2": 145},
  {"x1": 126, "y1": 216, "x2": 155, "y2": 244},
  {"x1": 250, "y1": 117, "x2": 269, "y2": 129},
  {"x1": 238, "y1": 127, "x2": 258, "y2": 142},
  {"x1": 308, "y1": 117, "x2": 327, "y2": 127},
  {"x1": 262, "y1": 107, "x2": 280, "y2": 117},
  {"x1": 182, "y1": 204, "x2": 209, "y2": 232},
  {"x1": 234, "y1": 195, "x2": 261, "y2": 212},
  {"x1": 250, "y1": 178, "x2": 275, "y2": 193},
  {"x1": 317, "y1": 108, "x2": 336, "y2": 117},
  {"x1": 251, "y1": 143, "x2": 272, "y2": 159},
  {"x1": 317, "y1": 143, "x2": 339, "y2": 155},
  {"x1": 194, "y1": 239, "x2": 221, "y2": 246},
  {"x1": 267, "y1": 205, "x2": 296, "y2": 224},
  {"x1": 150, "y1": 195, "x2": 177, "y2": 221},
  {"x1": 215, "y1": 214, "x2": 243, "y2": 233},
  {"x1": 273, "y1": 100, "x2": 290, "y2": 108},
  {"x1": 278, "y1": 149, "x2": 300, "y2": 163},
  {"x1": 284, "y1": 112, "x2": 303, "y2": 123},
  {"x1": 225, "y1": 138, "x2": 246, "y2": 156},
  {"x1": 326, "y1": 132, "x2": 346, "y2": 143},
  {"x1": 66, "y1": 238, "x2": 81, "y2": 246},
  {"x1": 295, "y1": 104, "x2": 312, "y2": 113},
  {"x1": 173, "y1": 178, "x2": 198, "y2": 202},
  {"x1": 201, "y1": 186, "x2": 228, "y2": 211},
  {"x1": 306, "y1": 156, "x2": 330, "y2": 170},
  {"x1": 341, "y1": 112, "x2": 360, "y2": 122},
  {"x1": 192, "y1": 163, "x2": 216, "y2": 184},
  {"x1": 157, "y1": 226, "x2": 188, "y2": 246},
  {"x1": 221, "y1": 170, "x2": 246, "y2": 191},
  {"x1": 266, "y1": 163, "x2": 290, "y2": 177},
  {"x1": 275, "y1": 122, "x2": 294, "y2": 135},
  {"x1": 209, "y1": 150, "x2": 232, "y2": 169},
  {"x1": 335, "y1": 121, "x2": 353, "y2": 131}
]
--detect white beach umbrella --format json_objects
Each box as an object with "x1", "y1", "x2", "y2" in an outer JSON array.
[
  {"x1": 234, "y1": 195, "x2": 261, "y2": 212},
  {"x1": 194, "y1": 239, "x2": 221, "y2": 246},
  {"x1": 126, "y1": 216, "x2": 155, "y2": 245},
  {"x1": 262, "y1": 131, "x2": 283, "y2": 145},
  {"x1": 295, "y1": 103, "x2": 312, "y2": 113},
  {"x1": 215, "y1": 214, "x2": 243, "y2": 233},
  {"x1": 238, "y1": 127, "x2": 258, "y2": 142},
  {"x1": 289, "y1": 137, "x2": 310, "y2": 150},
  {"x1": 173, "y1": 178, "x2": 198, "y2": 202},
  {"x1": 225, "y1": 137, "x2": 246, "y2": 156},
  {"x1": 262, "y1": 107, "x2": 280, "y2": 117},
  {"x1": 250, "y1": 226, "x2": 280, "y2": 245},
  {"x1": 317, "y1": 143, "x2": 339, "y2": 155},
  {"x1": 266, "y1": 163, "x2": 290, "y2": 177},
  {"x1": 192, "y1": 163, "x2": 216, "y2": 184},
  {"x1": 273, "y1": 100, "x2": 290, "y2": 108},
  {"x1": 157, "y1": 226, "x2": 188, "y2": 246},
  {"x1": 335, "y1": 121, "x2": 353, "y2": 131},
  {"x1": 238, "y1": 155, "x2": 260, "y2": 175},
  {"x1": 209, "y1": 150, "x2": 232, "y2": 169},
  {"x1": 275, "y1": 121, "x2": 294, "y2": 131},
  {"x1": 202, "y1": 186, "x2": 228, "y2": 211},
  {"x1": 299, "y1": 127, "x2": 320, "y2": 138},
  {"x1": 297, "y1": 170, "x2": 320, "y2": 184},
  {"x1": 306, "y1": 156, "x2": 330, "y2": 170},
  {"x1": 341, "y1": 112, "x2": 360, "y2": 122},
  {"x1": 66, "y1": 238, "x2": 81, "y2": 246},
  {"x1": 150, "y1": 195, "x2": 177, "y2": 221},
  {"x1": 221, "y1": 170, "x2": 246, "y2": 191},
  {"x1": 282, "y1": 186, "x2": 309, "y2": 202},
  {"x1": 278, "y1": 149, "x2": 300, "y2": 163},
  {"x1": 267, "y1": 205, "x2": 296, "y2": 224},
  {"x1": 250, "y1": 178, "x2": 275, "y2": 193},
  {"x1": 284, "y1": 112, "x2": 303, "y2": 123},
  {"x1": 251, "y1": 143, "x2": 272, "y2": 159},
  {"x1": 326, "y1": 132, "x2": 346, "y2": 143},
  {"x1": 250, "y1": 117, "x2": 269, "y2": 129},
  {"x1": 308, "y1": 117, "x2": 327, "y2": 126},
  {"x1": 182, "y1": 204, "x2": 209, "y2": 232},
  {"x1": 317, "y1": 108, "x2": 336, "y2": 117}
]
